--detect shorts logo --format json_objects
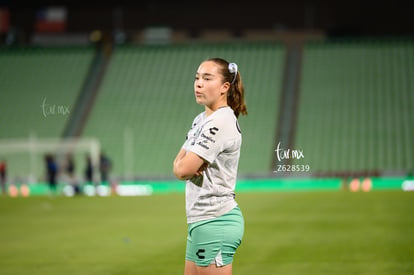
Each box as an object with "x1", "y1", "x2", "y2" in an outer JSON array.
[
  {"x1": 196, "y1": 249, "x2": 205, "y2": 259},
  {"x1": 209, "y1": 127, "x2": 219, "y2": 135}
]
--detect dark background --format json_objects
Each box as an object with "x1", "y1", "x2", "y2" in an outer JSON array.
[{"x1": 2, "y1": 0, "x2": 412, "y2": 39}]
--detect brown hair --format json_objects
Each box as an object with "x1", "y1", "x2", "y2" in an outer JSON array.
[{"x1": 207, "y1": 57, "x2": 248, "y2": 118}]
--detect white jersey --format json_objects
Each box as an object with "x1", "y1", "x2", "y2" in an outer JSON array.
[{"x1": 182, "y1": 106, "x2": 242, "y2": 224}]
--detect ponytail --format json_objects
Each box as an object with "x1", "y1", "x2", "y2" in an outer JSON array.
[
  {"x1": 228, "y1": 71, "x2": 247, "y2": 118},
  {"x1": 207, "y1": 58, "x2": 248, "y2": 118}
]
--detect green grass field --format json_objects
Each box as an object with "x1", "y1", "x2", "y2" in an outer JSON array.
[{"x1": 1, "y1": 191, "x2": 413, "y2": 274}]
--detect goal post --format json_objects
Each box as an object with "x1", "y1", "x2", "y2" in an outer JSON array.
[{"x1": 0, "y1": 136, "x2": 101, "y2": 184}]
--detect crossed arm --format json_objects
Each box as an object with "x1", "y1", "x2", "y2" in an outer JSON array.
[{"x1": 173, "y1": 149, "x2": 208, "y2": 180}]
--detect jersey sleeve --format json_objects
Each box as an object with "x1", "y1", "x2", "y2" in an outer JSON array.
[
  {"x1": 181, "y1": 133, "x2": 191, "y2": 151},
  {"x1": 181, "y1": 115, "x2": 200, "y2": 151},
  {"x1": 189, "y1": 119, "x2": 226, "y2": 164}
]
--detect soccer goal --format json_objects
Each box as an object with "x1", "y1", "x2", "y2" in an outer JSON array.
[{"x1": 0, "y1": 136, "x2": 101, "y2": 184}]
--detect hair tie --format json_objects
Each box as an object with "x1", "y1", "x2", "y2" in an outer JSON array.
[{"x1": 228, "y1": 62, "x2": 238, "y2": 84}]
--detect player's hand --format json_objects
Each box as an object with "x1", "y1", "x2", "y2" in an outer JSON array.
[{"x1": 194, "y1": 162, "x2": 208, "y2": 176}]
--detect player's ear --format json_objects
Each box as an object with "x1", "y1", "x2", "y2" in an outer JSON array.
[{"x1": 221, "y1": 82, "x2": 230, "y2": 95}]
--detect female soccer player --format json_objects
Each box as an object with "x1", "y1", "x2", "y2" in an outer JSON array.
[{"x1": 173, "y1": 58, "x2": 247, "y2": 275}]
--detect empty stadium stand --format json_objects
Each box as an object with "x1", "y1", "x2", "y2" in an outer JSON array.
[
  {"x1": 82, "y1": 42, "x2": 285, "y2": 178},
  {"x1": 0, "y1": 46, "x2": 94, "y2": 179},
  {"x1": 1, "y1": 38, "x2": 413, "y2": 182},
  {"x1": 294, "y1": 39, "x2": 414, "y2": 176}
]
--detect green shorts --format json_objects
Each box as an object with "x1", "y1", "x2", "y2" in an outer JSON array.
[{"x1": 185, "y1": 206, "x2": 244, "y2": 267}]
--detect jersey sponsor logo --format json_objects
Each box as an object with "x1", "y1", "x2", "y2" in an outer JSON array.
[
  {"x1": 196, "y1": 249, "x2": 205, "y2": 259},
  {"x1": 201, "y1": 133, "x2": 216, "y2": 143},
  {"x1": 209, "y1": 127, "x2": 219, "y2": 135},
  {"x1": 197, "y1": 141, "x2": 209, "y2": 150}
]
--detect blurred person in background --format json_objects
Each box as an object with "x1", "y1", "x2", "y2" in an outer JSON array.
[
  {"x1": 44, "y1": 154, "x2": 58, "y2": 195},
  {"x1": 0, "y1": 159, "x2": 7, "y2": 195},
  {"x1": 65, "y1": 153, "x2": 81, "y2": 195},
  {"x1": 84, "y1": 154, "x2": 94, "y2": 184},
  {"x1": 99, "y1": 152, "x2": 112, "y2": 184}
]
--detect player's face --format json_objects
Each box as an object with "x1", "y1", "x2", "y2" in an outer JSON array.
[{"x1": 194, "y1": 61, "x2": 229, "y2": 107}]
